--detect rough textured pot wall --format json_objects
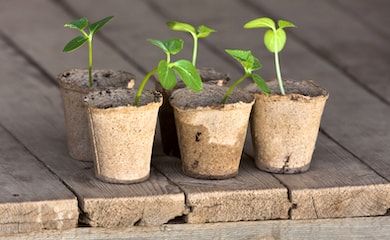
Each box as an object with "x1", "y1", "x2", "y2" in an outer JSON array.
[
  {"x1": 156, "y1": 67, "x2": 229, "y2": 157},
  {"x1": 170, "y1": 84, "x2": 254, "y2": 179},
  {"x1": 85, "y1": 89, "x2": 162, "y2": 183},
  {"x1": 248, "y1": 80, "x2": 329, "y2": 173},
  {"x1": 58, "y1": 69, "x2": 135, "y2": 161}
]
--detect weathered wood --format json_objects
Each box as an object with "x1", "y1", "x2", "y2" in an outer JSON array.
[
  {"x1": 331, "y1": 0, "x2": 390, "y2": 40},
  {"x1": 153, "y1": 156, "x2": 291, "y2": 223},
  {"x1": 0, "y1": 216, "x2": 389, "y2": 240},
  {"x1": 0, "y1": 125, "x2": 78, "y2": 234},
  {"x1": 0, "y1": 24, "x2": 186, "y2": 228},
  {"x1": 276, "y1": 134, "x2": 390, "y2": 219},
  {"x1": 0, "y1": 0, "x2": 142, "y2": 82},
  {"x1": 246, "y1": 0, "x2": 390, "y2": 103}
]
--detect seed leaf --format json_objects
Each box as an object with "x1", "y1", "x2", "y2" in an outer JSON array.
[
  {"x1": 278, "y1": 20, "x2": 296, "y2": 29},
  {"x1": 64, "y1": 17, "x2": 88, "y2": 30},
  {"x1": 63, "y1": 35, "x2": 88, "y2": 52},
  {"x1": 244, "y1": 17, "x2": 275, "y2": 29},
  {"x1": 197, "y1": 25, "x2": 216, "y2": 38},
  {"x1": 157, "y1": 60, "x2": 177, "y2": 90},
  {"x1": 148, "y1": 38, "x2": 183, "y2": 54},
  {"x1": 166, "y1": 21, "x2": 196, "y2": 34},
  {"x1": 89, "y1": 16, "x2": 114, "y2": 35},
  {"x1": 252, "y1": 73, "x2": 271, "y2": 94},
  {"x1": 172, "y1": 60, "x2": 202, "y2": 92},
  {"x1": 264, "y1": 28, "x2": 287, "y2": 53}
]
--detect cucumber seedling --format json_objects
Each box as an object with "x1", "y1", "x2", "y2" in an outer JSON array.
[
  {"x1": 244, "y1": 17, "x2": 296, "y2": 95},
  {"x1": 166, "y1": 21, "x2": 216, "y2": 66},
  {"x1": 63, "y1": 16, "x2": 114, "y2": 88},
  {"x1": 221, "y1": 49, "x2": 270, "y2": 104},
  {"x1": 133, "y1": 38, "x2": 203, "y2": 106}
]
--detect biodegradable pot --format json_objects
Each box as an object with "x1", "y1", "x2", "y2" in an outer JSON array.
[
  {"x1": 156, "y1": 67, "x2": 229, "y2": 157},
  {"x1": 247, "y1": 79, "x2": 329, "y2": 174},
  {"x1": 58, "y1": 69, "x2": 135, "y2": 161},
  {"x1": 84, "y1": 88, "x2": 162, "y2": 184},
  {"x1": 170, "y1": 84, "x2": 254, "y2": 179}
]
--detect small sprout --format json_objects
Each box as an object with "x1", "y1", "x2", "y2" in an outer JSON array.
[
  {"x1": 166, "y1": 21, "x2": 216, "y2": 66},
  {"x1": 244, "y1": 17, "x2": 296, "y2": 95},
  {"x1": 133, "y1": 38, "x2": 202, "y2": 106},
  {"x1": 221, "y1": 49, "x2": 270, "y2": 104},
  {"x1": 63, "y1": 16, "x2": 114, "y2": 88}
]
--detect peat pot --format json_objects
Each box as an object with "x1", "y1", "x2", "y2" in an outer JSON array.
[
  {"x1": 156, "y1": 67, "x2": 229, "y2": 157},
  {"x1": 247, "y1": 79, "x2": 329, "y2": 174},
  {"x1": 170, "y1": 84, "x2": 254, "y2": 179},
  {"x1": 58, "y1": 69, "x2": 135, "y2": 161},
  {"x1": 84, "y1": 88, "x2": 162, "y2": 184}
]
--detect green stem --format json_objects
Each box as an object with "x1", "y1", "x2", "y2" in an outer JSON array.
[
  {"x1": 273, "y1": 32, "x2": 285, "y2": 95},
  {"x1": 192, "y1": 33, "x2": 198, "y2": 66},
  {"x1": 133, "y1": 67, "x2": 158, "y2": 106},
  {"x1": 88, "y1": 38, "x2": 93, "y2": 88},
  {"x1": 221, "y1": 73, "x2": 250, "y2": 104}
]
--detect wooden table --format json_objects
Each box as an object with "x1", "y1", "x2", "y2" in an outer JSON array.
[{"x1": 0, "y1": 0, "x2": 389, "y2": 239}]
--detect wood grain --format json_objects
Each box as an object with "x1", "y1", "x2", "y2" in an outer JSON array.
[
  {"x1": 0, "y1": 125, "x2": 78, "y2": 234},
  {"x1": 153, "y1": 156, "x2": 291, "y2": 223},
  {"x1": 1, "y1": 216, "x2": 389, "y2": 239}
]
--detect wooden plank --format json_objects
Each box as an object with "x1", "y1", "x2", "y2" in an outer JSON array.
[
  {"x1": 1, "y1": 216, "x2": 389, "y2": 240},
  {"x1": 0, "y1": 125, "x2": 78, "y2": 234},
  {"x1": 274, "y1": 134, "x2": 390, "y2": 219},
  {"x1": 0, "y1": 18, "x2": 187, "y2": 228},
  {"x1": 331, "y1": 0, "x2": 390, "y2": 40},
  {"x1": 153, "y1": 156, "x2": 291, "y2": 223},
  {"x1": 245, "y1": 0, "x2": 390, "y2": 103},
  {"x1": 0, "y1": 0, "x2": 143, "y2": 82}
]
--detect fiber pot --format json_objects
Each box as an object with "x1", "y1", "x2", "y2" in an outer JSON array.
[
  {"x1": 58, "y1": 69, "x2": 135, "y2": 161},
  {"x1": 170, "y1": 84, "x2": 254, "y2": 179},
  {"x1": 84, "y1": 88, "x2": 162, "y2": 184},
  {"x1": 246, "y1": 79, "x2": 329, "y2": 174},
  {"x1": 156, "y1": 67, "x2": 229, "y2": 157}
]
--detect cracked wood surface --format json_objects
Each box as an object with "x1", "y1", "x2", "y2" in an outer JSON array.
[{"x1": 0, "y1": 0, "x2": 389, "y2": 237}]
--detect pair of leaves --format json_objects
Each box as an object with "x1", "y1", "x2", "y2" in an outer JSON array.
[
  {"x1": 244, "y1": 17, "x2": 295, "y2": 53},
  {"x1": 63, "y1": 16, "x2": 114, "y2": 53},
  {"x1": 225, "y1": 49, "x2": 270, "y2": 94},
  {"x1": 148, "y1": 38, "x2": 202, "y2": 92},
  {"x1": 166, "y1": 21, "x2": 216, "y2": 39}
]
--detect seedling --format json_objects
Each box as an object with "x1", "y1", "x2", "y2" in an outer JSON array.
[
  {"x1": 221, "y1": 49, "x2": 270, "y2": 104},
  {"x1": 63, "y1": 16, "x2": 114, "y2": 88},
  {"x1": 133, "y1": 38, "x2": 202, "y2": 106},
  {"x1": 166, "y1": 21, "x2": 216, "y2": 66},
  {"x1": 244, "y1": 17, "x2": 296, "y2": 95}
]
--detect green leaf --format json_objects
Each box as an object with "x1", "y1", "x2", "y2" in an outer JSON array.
[
  {"x1": 252, "y1": 73, "x2": 271, "y2": 94},
  {"x1": 148, "y1": 38, "x2": 183, "y2": 55},
  {"x1": 264, "y1": 28, "x2": 287, "y2": 53},
  {"x1": 166, "y1": 21, "x2": 196, "y2": 34},
  {"x1": 278, "y1": 20, "x2": 296, "y2": 29},
  {"x1": 157, "y1": 60, "x2": 177, "y2": 90},
  {"x1": 244, "y1": 17, "x2": 275, "y2": 30},
  {"x1": 64, "y1": 17, "x2": 88, "y2": 30},
  {"x1": 63, "y1": 35, "x2": 88, "y2": 52},
  {"x1": 172, "y1": 60, "x2": 202, "y2": 92},
  {"x1": 89, "y1": 16, "x2": 114, "y2": 35},
  {"x1": 225, "y1": 49, "x2": 250, "y2": 64},
  {"x1": 225, "y1": 49, "x2": 261, "y2": 72},
  {"x1": 197, "y1": 25, "x2": 216, "y2": 38}
]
